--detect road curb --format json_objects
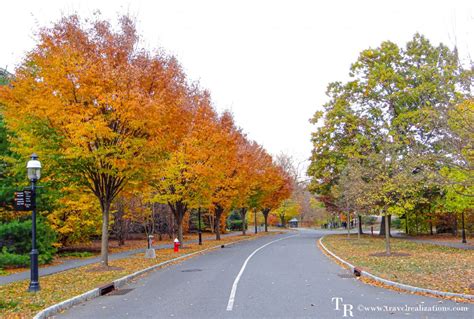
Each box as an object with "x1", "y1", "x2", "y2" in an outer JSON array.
[
  {"x1": 34, "y1": 234, "x2": 276, "y2": 319},
  {"x1": 318, "y1": 236, "x2": 474, "y2": 301}
]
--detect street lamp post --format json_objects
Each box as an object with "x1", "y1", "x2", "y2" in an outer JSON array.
[{"x1": 27, "y1": 153, "x2": 41, "y2": 292}]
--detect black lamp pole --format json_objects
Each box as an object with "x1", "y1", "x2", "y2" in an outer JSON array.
[
  {"x1": 198, "y1": 208, "x2": 202, "y2": 245},
  {"x1": 28, "y1": 177, "x2": 40, "y2": 292}
]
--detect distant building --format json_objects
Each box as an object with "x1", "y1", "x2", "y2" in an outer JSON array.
[{"x1": 289, "y1": 218, "x2": 298, "y2": 228}]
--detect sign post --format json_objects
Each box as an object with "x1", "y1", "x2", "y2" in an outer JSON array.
[{"x1": 14, "y1": 190, "x2": 34, "y2": 211}]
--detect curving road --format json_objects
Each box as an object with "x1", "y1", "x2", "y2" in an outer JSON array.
[{"x1": 58, "y1": 229, "x2": 473, "y2": 318}]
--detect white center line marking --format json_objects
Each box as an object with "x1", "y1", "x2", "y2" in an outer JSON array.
[{"x1": 226, "y1": 234, "x2": 298, "y2": 311}]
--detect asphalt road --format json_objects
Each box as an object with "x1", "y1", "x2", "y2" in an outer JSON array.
[{"x1": 57, "y1": 229, "x2": 473, "y2": 319}]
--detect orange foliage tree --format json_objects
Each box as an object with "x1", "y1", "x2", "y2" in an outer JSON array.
[
  {"x1": 208, "y1": 111, "x2": 240, "y2": 240},
  {"x1": 231, "y1": 137, "x2": 270, "y2": 234},
  {"x1": 0, "y1": 13, "x2": 292, "y2": 258},
  {"x1": 152, "y1": 94, "x2": 223, "y2": 244},
  {"x1": 260, "y1": 165, "x2": 293, "y2": 231},
  {"x1": 0, "y1": 15, "x2": 189, "y2": 266}
]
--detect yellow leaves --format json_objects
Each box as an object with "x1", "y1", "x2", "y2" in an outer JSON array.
[
  {"x1": 324, "y1": 235, "x2": 474, "y2": 296},
  {"x1": 47, "y1": 189, "x2": 101, "y2": 245}
]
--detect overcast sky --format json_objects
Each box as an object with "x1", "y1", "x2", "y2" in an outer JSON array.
[{"x1": 1, "y1": 0, "x2": 473, "y2": 173}]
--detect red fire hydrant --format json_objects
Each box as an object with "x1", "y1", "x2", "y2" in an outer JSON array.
[{"x1": 174, "y1": 238, "x2": 180, "y2": 252}]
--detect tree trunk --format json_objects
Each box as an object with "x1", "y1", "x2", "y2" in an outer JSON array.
[
  {"x1": 379, "y1": 215, "x2": 391, "y2": 236},
  {"x1": 254, "y1": 209, "x2": 258, "y2": 234},
  {"x1": 263, "y1": 208, "x2": 270, "y2": 232},
  {"x1": 100, "y1": 201, "x2": 111, "y2": 266},
  {"x1": 168, "y1": 212, "x2": 173, "y2": 239},
  {"x1": 454, "y1": 215, "x2": 458, "y2": 236},
  {"x1": 177, "y1": 222, "x2": 183, "y2": 245},
  {"x1": 113, "y1": 200, "x2": 126, "y2": 246},
  {"x1": 384, "y1": 210, "x2": 391, "y2": 256},
  {"x1": 280, "y1": 213, "x2": 286, "y2": 227},
  {"x1": 358, "y1": 214, "x2": 363, "y2": 235},
  {"x1": 169, "y1": 201, "x2": 187, "y2": 246},
  {"x1": 347, "y1": 211, "x2": 350, "y2": 238},
  {"x1": 405, "y1": 211, "x2": 409, "y2": 235},
  {"x1": 209, "y1": 215, "x2": 215, "y2": 233},
  {"x1": 240, "y1": 208, "x2": 247, "y2": 235},
  {"x1": 214, "y1": 205, "x2": 224, "y2": 240},
  {"x1": 415, "y1": 211, "x2": 419, "y2": 235},
  {"x1": 461, "y1": 210, "x2": 467, "y2": 244}
]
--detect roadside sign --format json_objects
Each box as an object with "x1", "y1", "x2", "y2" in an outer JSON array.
[{"x1": 14, "y1": 190, "x2": 33, "y2": 211}]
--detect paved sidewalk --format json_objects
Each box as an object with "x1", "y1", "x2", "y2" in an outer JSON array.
[
  {"x1": 395, "y1": 234, "x2": 473, "y2": 250},
  {"x1": 391, "y1": 231, "x2": 473, "y2": 249},
  {"x1": 332, "y1": 228, "x2": 473, "y2": 250},
  {"x1": 0, "y1": 232, "x2": 241, "y2": 286}
]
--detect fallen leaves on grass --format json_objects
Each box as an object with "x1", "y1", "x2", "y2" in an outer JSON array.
[{"x1": 322, "y1": 235, "x2": 474, "y2": 298}]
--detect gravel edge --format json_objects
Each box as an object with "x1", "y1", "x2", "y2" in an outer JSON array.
[{"x1": 318, "y1": 236, "x2": 474, "y2": 301}]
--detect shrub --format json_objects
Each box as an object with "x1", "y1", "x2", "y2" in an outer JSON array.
[
  {"x1": 0, "y1": 248, "x2": 29, "y2": 268},
  {"x1": 0, "y1": 218, "x2": 57, "y2": 266},
  {"x1": 391, "y1": 217, "x2": 402, "y2": 229},
  {"x1": 227, "y1": 220, "x2": 243, "y2": 231}
]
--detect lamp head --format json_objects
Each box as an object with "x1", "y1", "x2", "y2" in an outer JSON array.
[{"x1": 27, "y1": 153, "x2": 41, "y2": 181}]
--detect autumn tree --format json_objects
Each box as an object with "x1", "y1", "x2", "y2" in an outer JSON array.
[
  {"x1": 438, "y1": 99, "x2": 474, "y2": 242},
  {"x1": 273, "y1": 199, "x2": 300, "y2": 227},
  {"x1": 152, "y1": 94, "x2": 222, "y2": 244},
  {"x1": 259, "y1": 164, "x2": 292, "y2": 232},
  {"x1": 308, "y1": 34, "x2": 472, "y2": 254},
  {"x1": 276, "y1": 153, "x2": 318, "y2": 227},
  {"x1": 0, "y1": 15, "x2": 190, "y2": 266},
  {"x1": 231, "y1": 138, "x2": 287, "y2": 234},
  {"x1": 207, "y1": 112, "x2": 240, "y2": 240},
  {"x1": 232, "y1": 136, "x2": 259, "y2": 235}
]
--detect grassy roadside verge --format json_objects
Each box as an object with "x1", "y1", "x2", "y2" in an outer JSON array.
[
  {"x1": 321, "y1": 234, "x2": 474, "y2": 297},
  {"x1": 1, "y1": 232, "x2": 277, "y2": 318}
]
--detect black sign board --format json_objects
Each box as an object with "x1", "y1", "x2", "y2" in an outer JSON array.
[{"x1": 14, "y1": 190, "x2": 33, "y2": 211}]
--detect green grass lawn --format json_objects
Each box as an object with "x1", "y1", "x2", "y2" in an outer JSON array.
[{"x1": 322, "y1": 234, "x2": 474, "y2": 296}]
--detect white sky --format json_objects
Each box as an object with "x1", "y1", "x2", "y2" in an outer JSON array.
[{"x1": 1, "y1": 0, "x2": 473, "y2": 174}]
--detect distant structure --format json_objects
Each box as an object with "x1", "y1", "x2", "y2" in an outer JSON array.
[{"x1": 289, "y1": 218, "x2": 299, "y2": 228}]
